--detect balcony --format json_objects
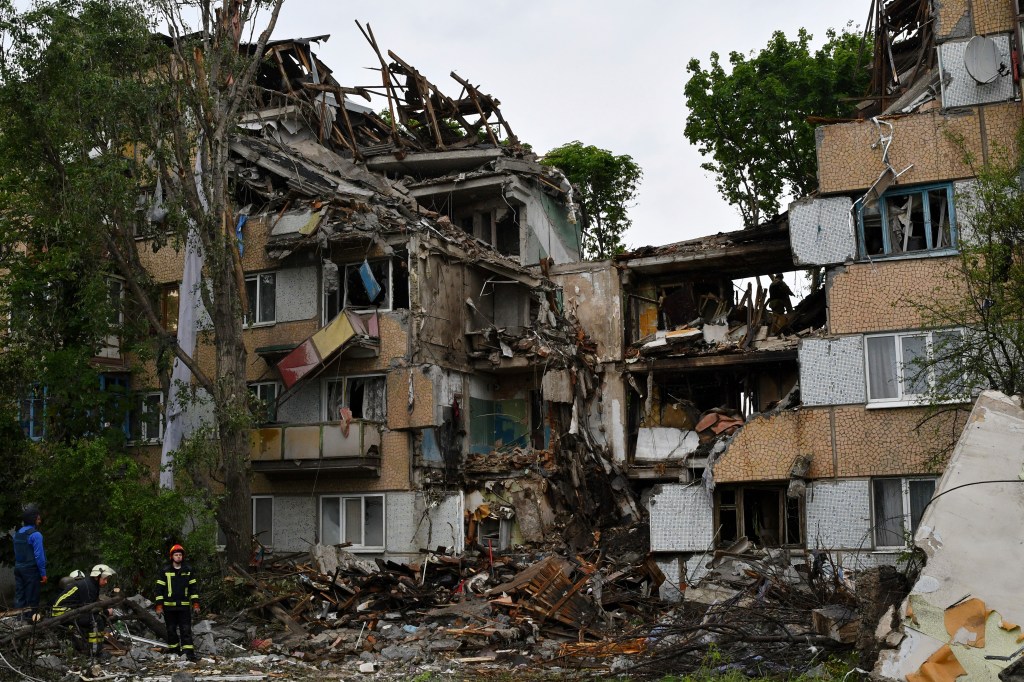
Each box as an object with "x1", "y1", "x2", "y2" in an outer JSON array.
[{"x1": 250, "y1": 421, "x2": 382, "y2": 477}]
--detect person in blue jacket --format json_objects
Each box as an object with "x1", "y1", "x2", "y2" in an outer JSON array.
[{"x1": 13, "y1": 503, "x2": 47, "y2": 620}]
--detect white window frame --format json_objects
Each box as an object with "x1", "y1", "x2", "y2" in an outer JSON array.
[
  {"x1": 248, "y1": 381, "x2": 280, "y2": 423},
  {"x1": 321, "y1": 374, "x2": 387, "y2": 423},
  {"x1": 98, "y1": 276, "x2": 125, "y2": 360},
  {"x1": 131, "y1": 391, "x2": 164, "y2": 443},
  {"x1": 865, "y1": 329, "x2": 965, "y2": 407},
  {"x1": 872, "y1": 477, "x2": 936, "y2": 549},
  {"x1": 320, "y1": 494, "x2": 385, "y2": 552},
  {"x1": 252, "y1": 495, "x2": 274, "y2": 550},
  {"x1": 244, "y1": 272, "x2": 277, "y2": 327},
  {"x1": 21, "y1": 385, "x2": 47, "y2": 441}
]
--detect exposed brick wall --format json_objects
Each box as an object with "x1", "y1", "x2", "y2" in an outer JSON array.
[
  {"x1": 714, "y1": 404, "x2": 961, "y2": 483},
  {"x1": 973, "y1": 0, "x2": 1014, "y2": 36},
  {"x1": 827, "y1": 257, "x2": 964, "y2": 335},
  {"x1": 816, "y1": 102, "x2": 1021, "y2": 195}
]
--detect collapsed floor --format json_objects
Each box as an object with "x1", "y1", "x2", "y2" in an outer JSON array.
[{"x1": 1, "y1": 539, "x2": 907, "y2": 681}]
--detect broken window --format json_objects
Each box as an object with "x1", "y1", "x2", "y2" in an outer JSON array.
[
  {"x1": 245, "y1": 272, "x2": 277, "y2": 325},
  {"x1": 469, "y1": 397, "x2": 529, "y2": 454},
  {"x1": 456, "y1": 207, "x2": 521, "y2": 258},
  {"x1": 323, "y1": 375, "x2": 387, "y2": 422},
  {"x1": 130, "y1": 391, "x2": 164, "y2": 443},
  {"x1": 320, "y1": 494, "x2": 385, "y2": 550},
  {"x1": 865, "y1": 329, "x2": 965, "y2": 404},
  {"x1": 715, "y1": 486, "x2": 802, "y2": 548},
  {"x1": 248, "y1": 381, "x2": 280, "y2": 423},
  {"x1": 324, "y1": 257, "x2": 409, "y2": 322},
  {"x1": 872, "y1": 477, "x2": 935, "y2": 548},
  {"x1": 253, "y1": 495, "x2": 274, "y2": 550},
  {"x1": 857, "y1": 184, "x2": 956, "y2": 258}
]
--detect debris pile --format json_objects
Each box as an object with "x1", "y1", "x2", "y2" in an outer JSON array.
[{"x1": 1, "y1": 540, "x2": 875, "y2": 680}]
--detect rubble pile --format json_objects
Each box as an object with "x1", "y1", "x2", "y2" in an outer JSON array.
[{"x1": 1, "y1": 541, "x2": 872, "y2": 680}]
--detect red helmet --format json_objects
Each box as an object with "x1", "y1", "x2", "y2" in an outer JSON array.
[{"x1": 169, "y1": 544, "x2": 185, "y2": 558}]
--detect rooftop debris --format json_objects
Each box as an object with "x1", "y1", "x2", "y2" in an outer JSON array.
[{"x1": 2, "y1": 541, "x2": 875, "y2": 680}]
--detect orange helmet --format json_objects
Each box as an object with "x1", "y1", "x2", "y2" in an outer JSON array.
[{"x1": 169, "y1": 544, "x2": 185, "y2": 558}]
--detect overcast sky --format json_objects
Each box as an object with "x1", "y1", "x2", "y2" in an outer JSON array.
[{"x1": 269, "y1": 1, "x2": 866, "y2": 249}]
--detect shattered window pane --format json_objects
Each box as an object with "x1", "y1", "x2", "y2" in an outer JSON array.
[
  {"x1": 344, "y1": 260, "x2": 389, "y2": 309},
  {"x1": 344, "y1": 497, "x2": 362, "y2": 545},
  {"x1": 858, "y1": 184, "x2": 957, "y2": 258}
]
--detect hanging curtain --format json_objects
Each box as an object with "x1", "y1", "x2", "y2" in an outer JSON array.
[{"x1": 867, "y1": 336, "x2": 899, "y2": 400}]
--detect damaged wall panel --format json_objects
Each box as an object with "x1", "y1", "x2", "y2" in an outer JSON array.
[
  {"x1": 649, "y1": 484, "x2": 714, "y2": 552},
  {"x1": 789, "y1": 196, "x2": 856, "y2": 266},
  {"x1": 804, "y1": 479, "x2": 872, "y2": 551},
  {"x1": 938, "y1": 34, "x2": 1016, "y2": 109},
  {"x1": 799, "y1": 337, "x2": 866, "y2": 406},
  {"x1": 550, "y1": 262, "x2": 623, "y2": 364},
  {"x1": 276, "y1": 264, "x2": 318, "y2": 323},
  {"x1": 385, "y1": 491, "x2": 464, "y2": 558}
]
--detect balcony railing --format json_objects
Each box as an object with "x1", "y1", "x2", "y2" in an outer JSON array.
[{"x1": 250, "y1": 420, "x2": 381, "y2": 477}]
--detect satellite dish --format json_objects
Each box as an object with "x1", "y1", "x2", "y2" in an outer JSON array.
[{"x1": 964, "y1": 36, "x2": 1002, "y2": 84}]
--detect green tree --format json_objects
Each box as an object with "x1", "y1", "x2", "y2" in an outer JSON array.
[
  {"x1": 0, "y1": 0, "x2": 284, "y2": 566},
  {"x1": 542, "y1": 141, "x2": 642, "y2": 260},
  {"x1": 684, "y1": 27, "x2": 869, "y2": 227},
  {"x1": 910, "y1": 132, "x2": 1024, "y2": 402}
]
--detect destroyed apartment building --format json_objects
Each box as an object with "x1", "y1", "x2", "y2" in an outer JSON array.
[
  {"x1": 543, "y1": 0, "x2": 1010, "y2": 610},
  {"x1": 124, "y1": 33, "x2": 638, "y2": 563}
]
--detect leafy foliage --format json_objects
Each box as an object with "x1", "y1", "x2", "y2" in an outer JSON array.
[
  {"x1": 684, "y1": 27, "x2": 869, "y2": 227},
  {"x1": 0, "y1": 0, "x2": 285, "y2": 565},
  {"x1": 541, "y1": 141, "x2": 642, "y2": 260},
  {"x1": 911, "y1": 130, "x2": 1024, "y2": 401}
]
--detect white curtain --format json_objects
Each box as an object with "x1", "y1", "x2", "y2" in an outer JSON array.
[
  {"x1": 866, "y1": 336, "x2": 898, "y2": 400},
  {"x1": 873, "y1": 479, "x2": 904, "y2": 546}
]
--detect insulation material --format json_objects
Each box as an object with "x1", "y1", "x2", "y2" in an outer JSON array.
[
  {"x1": 906, "y1": 645, "x2": 967, "y2": 682},
  {"x1": 789, "y1": 196, "x2": 856, "y2": 266},
  {"x1": 649, "y1": 484, "x2": 714, "y2": 552},
  {"x1": 799, "y1": 336, "x2": 866, "y2": 406},
  {"x1": 805, "y1": 479, "x2": 872, "y2": 550},
  {"x1": 634, "y1": 427, "x2": 699, "y2": 461},
  {"x1": 270, "y1": 208, "x2": 324, "y2": 237},
  {"x1": 944, "y1": 598, "x2": 988, "y2": 648}
]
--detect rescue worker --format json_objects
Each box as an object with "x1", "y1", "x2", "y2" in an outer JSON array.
[
  {"x1": 13, "y1": 504, "x2": 47, "y2": 620},
  {"x1": 155, "y1": 544, "x2": 200, "y2": 661},
  {"x1": 767, "y1": 273, "x2": 795, "y2": 315},
  {"x1": 52, "y1": 564, "x2": 116, "y2": 659}
]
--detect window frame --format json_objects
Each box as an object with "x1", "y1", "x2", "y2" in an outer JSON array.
[
  {"x1": 244, "y1": 271, "x2": 277, "y2": 327},
  {"x1": 865, "y1": 329, "x2": 965, "y2": 407},
  {"x1": 321, "y1": 374, "x2": 387, "y2": 423},
  {"x1": 319, "y1": 494, "x2": 386, "y2": 552},
  {"x1": 872, "y1": 477, "x2": 936, "y2": 549},
  {"x1": 252, "y1": 495, "x2": 274, "y2": 550},
  {"x1": 20, "y1": 385, "x2": 47, "y2": 441},
  {"x1": 130, "y1": 390, "x2": 164, "y2": 444},
  {"x1": 856, "y1": 183, "x2": 958, "y2": 260},
  {"x1": 248, "y1": 381, "x2": 280, "y2": 424},
  {"x1": 159, "y1": 284, "x2": 180, "y2": 333}
]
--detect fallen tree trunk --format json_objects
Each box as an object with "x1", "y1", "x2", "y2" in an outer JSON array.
[
  {"x1": 0, "y1": 593, "x2": 126, "y2": 644},
  {"x1": 120, "y1": 596, "x2": 168, "y2": 641}
]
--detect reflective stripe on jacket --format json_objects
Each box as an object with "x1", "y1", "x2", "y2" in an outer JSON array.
[{"x1": 155, "y1": 563, "x2": 198, "y2": 608}]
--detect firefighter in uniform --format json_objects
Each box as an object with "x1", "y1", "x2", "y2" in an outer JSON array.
[
  {"x1": 52, "y1": 564, "x2": 116, "y2": 658},
  {"x1": 155, "y1": 544, "x2": 200, "y2": 661}
]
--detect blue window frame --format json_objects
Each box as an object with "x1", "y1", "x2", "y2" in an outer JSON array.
[
  {"x1": 99, "y1": 374, "x2": 131, "y2": 438},
  {"x1": 20, "y1": 386, "x2": 47, "y2": 441},
  {"x1": 857, "y1": 183, "x2": 957, "y2": 259}
]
